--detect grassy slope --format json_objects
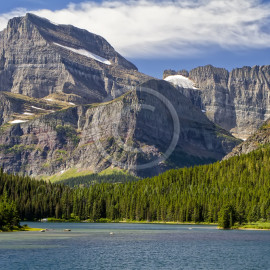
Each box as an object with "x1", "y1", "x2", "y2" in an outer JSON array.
[
  {"x1": 44, "y1": 167, "x2": 132, "y2": 183},
  {"x1": 3, "y1": 92, "x2": 70, "y2": 110},
  {"x1": 44, "y1": 168, "x2": 94, "y2": 183},
  {"x1": 2, "y1": 91, "x2": 74, "y2": 124}
]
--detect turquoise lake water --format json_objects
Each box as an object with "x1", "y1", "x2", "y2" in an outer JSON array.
[{"x1": 0, "y1": 222, "x2": 269, "y2": 270}]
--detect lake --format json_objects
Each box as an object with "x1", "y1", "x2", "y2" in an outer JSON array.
[{"x1": 0, "y1": 222, "x2": 269, "y2": 270}]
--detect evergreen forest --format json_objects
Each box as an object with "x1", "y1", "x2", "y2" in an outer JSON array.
[{"x1": 1, "y1": 147, "x2": 270, "y2": 229}]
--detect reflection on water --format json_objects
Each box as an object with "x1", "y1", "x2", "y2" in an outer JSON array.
[{"x1": 0, "y1": 222, "x2": 269, "y2": 270}]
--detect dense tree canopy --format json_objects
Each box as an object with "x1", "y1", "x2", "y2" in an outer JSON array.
[
  {"x1": 58, "y1": 172, "x2": 138, "y2": 187},
  {"x1": 1, "y1": 147, "x2": 270, "y2": 228},
  {"x1": 0, "y1": 191, "x2": 20, "y2": 231}
]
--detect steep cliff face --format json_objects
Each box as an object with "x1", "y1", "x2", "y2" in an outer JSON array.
[
  {"x1": 223, "y1": 119, "x2": 270, "y2": 160},
  {"x1": 227, "y1": 65, "x2": 270, "y2": 138},
  {"x1": 0, "y1": 80, "x2": 240, "y2": 177},
  {"x1": 164, "y1": 65, "x2": 270, "y2": 140},
  {"x1": 0, "y1": 94, "x2": 19, "y2": 125},
  {"x1": 0, "y1": 13, "x2": 150, "y2": 104}
]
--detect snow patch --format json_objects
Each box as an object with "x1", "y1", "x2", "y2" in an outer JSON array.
[
  {"x1": 69, "y1": 102, "x2": 75, "y2": 105},
  {"x1": 60, "y1": 170, "x2": 65, "y2": 174},
  {"x1": 31, "y1": 106, "x2": 47, "y2": 111},
  {"x1": 53, "y1": 43, "x2": 111, "y2": 65},
  {"x1": 23, "y1": 112, "x2": 34, "y2": 115},
  {"x1": 201, "y1": 110, "x2": 206, "y2": 113},
  {"x1": 10, "y1": 120, "x2": 28, "y2": 124},
  {"x1": 164, "y1": 75, "x2": 198, "y2": 89},
  {"x1": 45, "y1": 98, "x2": 54, "y2": 102}
]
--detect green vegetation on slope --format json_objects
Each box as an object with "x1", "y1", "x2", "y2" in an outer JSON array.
[
  {"x1": 44, "y1": 168, "x2": 94, "y2": 183},
  {"x1": 3, "y1": 91, "x2": 71, "y2": 110},
  {"x1": 0, "y1": 92, "x2": 75, "y2": 127},
  {"x1": 45, "y1": 167, "x2": 138, "y2": 185},
  {"x1": 0, "y1": 147, "x2": 270, "y2": 228}
]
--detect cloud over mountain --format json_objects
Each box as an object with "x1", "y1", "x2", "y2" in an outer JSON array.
[{"x1": 1, "y1": 0, "x2": 270, "y2": 58}]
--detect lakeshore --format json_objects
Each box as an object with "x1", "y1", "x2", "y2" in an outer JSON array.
[
  {"x1": 18, "y1": 219, "x2": 270, "y2": 231},
  {"x1": 0, "y1": 225, "x2": 43, "y2": 233}
]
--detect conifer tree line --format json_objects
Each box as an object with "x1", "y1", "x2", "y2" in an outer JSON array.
[
  {"x1": 0, "y1": 147, "x2": 270, "y2": 228},
  {"x1": 0, "y1": 190, "x2": 20, "y2": 231}
]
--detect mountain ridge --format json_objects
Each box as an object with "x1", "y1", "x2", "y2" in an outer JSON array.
[{"x1": 164, "y1": 64, "x2": 270, "y2": 140}]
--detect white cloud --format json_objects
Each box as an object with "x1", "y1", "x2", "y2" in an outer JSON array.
[
  {"x1": 0, "y1": 8, "x2": 27, "y2": 30},
  {"x1": 1, "y1": 0, "x2": 270, "y2": 58}
]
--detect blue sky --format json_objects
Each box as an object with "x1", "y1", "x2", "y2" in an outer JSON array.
[{"x1": 1, "y1": 0, "x2": 270, "y2": 78}]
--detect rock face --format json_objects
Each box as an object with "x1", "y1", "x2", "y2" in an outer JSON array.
[
  {"x1": 0, "y1": 79, "x2": 240, "y2": 177},
  {"x1": 164, "y1": 65, "x2": 270, "y2": 140},
  {"x1": 163, "y1": 69, "x2": 189, "y2": 79},
  {"x1": 223, "y1": 119, "x2": 270, "y2": 160},
  {"x1": 0, "y1": 93, "x2": 19, "y2": 125},
  {"x1": 0, "y1": 13, "x2": 150, "y2": 104},
  {"x1": 0, "y1": 14, "x2": 241, "y2": 178}
]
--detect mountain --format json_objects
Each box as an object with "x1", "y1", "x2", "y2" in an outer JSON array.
[
  {"x1": 0, "y1": 13, "x2": 150, "y2": 104},
  {"x1": 164, "y1": 65, "x2": 270, "y2": 140},
  {"x1": 0, "y1": 14, "x2": 241, "y2": 178},
  {"x1": 0, "y1": 79, "x2": 240, "y2": 178},
  {"x1": 223, "y1": 119, "x2": 270, "y2": 160}
]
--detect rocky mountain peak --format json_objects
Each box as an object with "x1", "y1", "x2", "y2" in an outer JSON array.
[
  {"x1": 163, "y1": 69, "x2": 189, "y2": 79},
  {"x1": 5, "y1": 13, "x2": 137, "y2": 70},
  {"x1": 189, "y1": 65, "x2": 229, "y2": 90},
  {"x1": 0, "y1": 13, "x2": 149, "y2": 104},
  {"x1": 163, "y1": 64, "x2": 270, "y2": 140}
]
